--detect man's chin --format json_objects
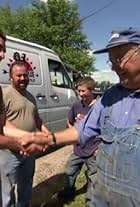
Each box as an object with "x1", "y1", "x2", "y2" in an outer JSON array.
[
  {"x1": 120, "y1": 82, "x2": 131, "y2": 89},
  {"x1": 19, "y1": 86, "x2": 27, "y2": 91},
  {"x1": 120, "y1": 81, "x2": 140, "y2": 90},
  {"x1": 120, "y1": 79, "x2": 129, "y2": 88}
]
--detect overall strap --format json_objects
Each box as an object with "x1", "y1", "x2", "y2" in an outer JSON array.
[{"x1": 101, "y1": 106, "x2": 112, "y2": 127}]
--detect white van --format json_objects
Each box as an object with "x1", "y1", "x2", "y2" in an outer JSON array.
[{"x1": 0, "y1": 36, "x2": 78, "y2": 132}]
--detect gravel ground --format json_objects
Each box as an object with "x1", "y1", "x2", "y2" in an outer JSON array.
[{"x1": 32, "y1": 145, "x2": 73, "y2": 207}]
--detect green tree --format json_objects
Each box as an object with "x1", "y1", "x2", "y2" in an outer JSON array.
[
  {"x1": 0, "y1": 5, "x2": 15, "y2": 34},
  {"x1": 0, "y1": 0, "x2": 95, "y2": 73}
]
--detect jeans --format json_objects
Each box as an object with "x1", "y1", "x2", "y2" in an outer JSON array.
[
  {"x1": 64, "y1": 152, "x2": 97, "y2": 206},
  {"x1": 0, "y1": 150, "x2": 35, "y2": 207}
]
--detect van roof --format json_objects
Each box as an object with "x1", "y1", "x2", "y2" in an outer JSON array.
[{"x1": 6, "y1": 35, "x2": 57, "y2": 55}]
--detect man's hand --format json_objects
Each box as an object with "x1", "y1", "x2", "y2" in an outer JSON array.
[
  {"x1": 7, "y1": 137, "x2": 24, "y2": 152},
  {"x1": 20, "y1": 133, "x2": 35, "y2": 148},
  {"x1": 94, "y1": 149, "x2": 99, "y2": 157},
  {"x1": 21, "y1": 143, "x2": 49, "y2": 155},
  {"x1": 75, "y1": 114, "x2": 85, "y2": 122},
  {"x1": 41, "y1": 124, "x2": 50, "y2": 136},
  {"x1": 21, "y1": 132, "x2": 48, "y2": 148}
]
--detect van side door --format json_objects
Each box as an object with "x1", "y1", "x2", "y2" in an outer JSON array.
[{"x1": 44, "y1": 57, "x2": 78, "y2": 131}]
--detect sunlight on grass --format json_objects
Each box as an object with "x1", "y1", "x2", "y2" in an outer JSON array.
[{"x1": 64, "y1": 167, "x2": 87, "y2": 207}]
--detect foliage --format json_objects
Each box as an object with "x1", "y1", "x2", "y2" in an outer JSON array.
[
  {"x1": 96, "y1": 80, "x2": 113, "y2": 92},
  {"x1": 0, "y1": 5, "x2": 15, "y2": 33},
  {"x1": 0, "y1": 0, "x2": 95, "y2": 73}
]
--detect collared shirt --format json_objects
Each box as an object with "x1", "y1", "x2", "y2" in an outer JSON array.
[
  {"x1": 68, "y1": 100, "x2": 91, "y2": 125},
  {"x1": 75, "y1": 84, "x2": 140, "y2": 145},
  {"x1": 68, "y1": 99, "x2": 99, "y2": 157}
]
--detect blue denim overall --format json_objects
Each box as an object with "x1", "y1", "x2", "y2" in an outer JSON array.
[{"x1": 95, "y1": 106, "x2": 140, "y2": 206}]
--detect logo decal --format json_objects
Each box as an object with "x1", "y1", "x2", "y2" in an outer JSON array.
[{"x1": 5, "y1": 52, "x2": 39, "y2": 83}]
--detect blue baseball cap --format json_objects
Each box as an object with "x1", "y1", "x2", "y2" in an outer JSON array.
[{"x1": 93, "y1": 27, "x2": 140, "y2": 54}]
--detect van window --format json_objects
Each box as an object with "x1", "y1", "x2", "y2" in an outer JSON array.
[{"x1": 48, "y1": 59, "x2": 72, "y2": 88}]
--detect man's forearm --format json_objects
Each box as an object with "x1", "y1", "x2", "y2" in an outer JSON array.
[
  {"x1": 53, "y1": 127, "x2": 78, "y2": 145},
  {"x1": 31, "y1": 126, "x2": 79, "y2": 146},
  {"x1": 0, "y1": 134, "x2": 13, "y2": 148},
  {"x1": 4, "y1": 125, "x2": 31, "y2": 138},
  {"x1": 0, "y1": 134, "x2": 22, "y2": 151}
]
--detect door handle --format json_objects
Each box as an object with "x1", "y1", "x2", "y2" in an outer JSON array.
[
  {"x1": 36, "y1": 93, "x2": 46, "y2": 100},
  {"x1": 50, "y1": 94, "x2": 58, "y2": 100}
]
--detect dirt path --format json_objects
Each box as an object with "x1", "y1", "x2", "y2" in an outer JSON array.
[{"x1": 32, "y1": 145, "x2": 73, "y2": 207}]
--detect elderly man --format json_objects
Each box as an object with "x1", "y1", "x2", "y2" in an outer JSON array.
[{"x1": 23, "y1": 27, "x2": 140, "y2": 207}]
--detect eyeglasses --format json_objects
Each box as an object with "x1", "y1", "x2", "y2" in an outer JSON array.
[{"x1": 107, "y1": 45, "x2": 140, "y2": 67}]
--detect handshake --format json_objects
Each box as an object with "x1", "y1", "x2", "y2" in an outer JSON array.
[
  {"x1": 7, "y1": 131, "x2": 56, "y2": 155},
  {"x1": 4, "y1": 124, "x2": 77, "y2": 154}
]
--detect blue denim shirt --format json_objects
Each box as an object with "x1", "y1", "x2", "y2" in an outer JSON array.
[{"x1": 75, "y1": 84, "x2": 140, "y2": 145}]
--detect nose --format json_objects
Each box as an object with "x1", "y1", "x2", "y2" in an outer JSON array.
[
  {"x1": 20, "y1": 75, "x2": 26, "y2": 80},
  {"x1": 79, "y1": 92, "x2": 84, "y2": 97}
]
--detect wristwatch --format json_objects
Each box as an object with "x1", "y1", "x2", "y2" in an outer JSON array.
[{"x1": 50, "y1": 132, "x2": 57, "y2": 146}]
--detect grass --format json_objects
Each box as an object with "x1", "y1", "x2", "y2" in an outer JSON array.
[
  {"x1": 64, "y1": 168, "x2": 87, "y2": 207},
  {"x1": 40, "y1": 167, "x2": 87, "y2": 207}
]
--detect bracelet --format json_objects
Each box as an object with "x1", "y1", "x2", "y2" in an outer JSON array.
[{"x1": 51, "y1": 133, "x2": 57, "y2": 146}]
